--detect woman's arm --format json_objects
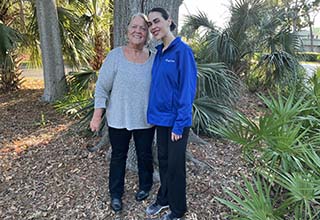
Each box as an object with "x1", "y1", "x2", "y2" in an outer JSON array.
[
  {"x1": 172, "y1": 47, "x2": 197, "y2": 136},
  {"x1": 90, "y1": 49, "x2": 117, "y2": 131}
]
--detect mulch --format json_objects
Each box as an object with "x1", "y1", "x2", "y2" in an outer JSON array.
[{"x1": 0, "y1": 79, "x2": 263, "y2": 220}]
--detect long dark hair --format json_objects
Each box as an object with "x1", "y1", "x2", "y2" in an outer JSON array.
[{"x1": 148, "y1": 7, "x2": 176, "y2": 31}]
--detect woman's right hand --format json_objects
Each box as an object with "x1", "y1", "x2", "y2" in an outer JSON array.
[
  {"x1": 90, "y1": 117, "x2": 102, "y2": 132},
  {"x1": 90, "y1": 108, "x2": 104, "y2": 132}
]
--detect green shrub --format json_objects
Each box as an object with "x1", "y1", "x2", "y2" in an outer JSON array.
[
  {"x1": 212, "y1": 87, "x2": 320, "y2": 219},
  {"x1": 299, "y1": 52, "x2": 320, "y2": 62}
]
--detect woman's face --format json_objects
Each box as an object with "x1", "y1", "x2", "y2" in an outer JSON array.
[
  {"x1": 127, "y1": 16, "x2": 148, "y2": 46},
  {"x1": 147, "y1": 12, "x2": 171, "y2": 40}
]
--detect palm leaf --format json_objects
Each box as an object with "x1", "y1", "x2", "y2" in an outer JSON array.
[
  {"x1": 215, "y1": 175, "x2": 283, "y2": 220},
  {"x1": 0, "y1": 23, "x2": 22, "y2": 61},
  {"x1": 180, "y1": 10, "x2": 217, "y2": 39}
]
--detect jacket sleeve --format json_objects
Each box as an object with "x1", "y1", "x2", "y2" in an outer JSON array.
[
  {"x1": 94, "y1": 50, "x2": 117, "y2": 109},
  {"x1": 172, "y1": 47, "x2": 197, "y2": 135}
]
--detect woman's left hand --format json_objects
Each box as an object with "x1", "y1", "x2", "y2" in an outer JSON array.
[{"x1": 171, "y1": 132, "x2": 182, "y2": 142}]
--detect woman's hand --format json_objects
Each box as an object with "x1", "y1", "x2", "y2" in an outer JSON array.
[
  {"x1": 90, "y1": 117, "x2": 102, "y2": 132},
  {"x1": 171, "y1": 132, "x2": 182, "y2": 142},
  {"x1": 90, "y1": 108, "x2": 104, "y2": 132}
]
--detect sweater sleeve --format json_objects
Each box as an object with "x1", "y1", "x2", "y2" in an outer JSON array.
[
  {"x1": 94, "y1": 50, "x2": 117, "y2": 109},
  {"x1": 172, "y1": 47, "x2": 197, "y2": 135}
]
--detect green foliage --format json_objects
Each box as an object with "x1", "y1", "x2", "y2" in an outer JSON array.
[
  {"x1": 34, "y1": 111, "x2": 47, "y2": 127},
  {"x1": 211, "y1": 91, "x2": 311, "y2": 170},
  {"x1": 0, "y1": 24, "x2": 23, "y2": 62},
  {"x1": 0, "y1": 1, "x2": 26, "y2": 91},
  {"x1": 245, "y1": 71, "x2": 263, "y2": 92},
  {"x1": 215, "y1": 175, "x2": 283, "y2": 220},
  {"x1": 274, "y1": 172, "x2": 320, "y2": 219},
  {"x1": 67, "y1": 68, "x2": 98, "y2": 92},
  {"x1": 181, "y1": 0, "x2": 304, "y2": 96},
  {"x1": 299, "y1": 52, "x2": 320, "y2": 62},
  {"x1": 192, "y1": 62, "x2": 241, "y2": 135},
  {"x1": 213, "y1": 82, "x2": 320, "y2": 218},
  {"x1": 192, "y1": 97, "x2": 234, "y2": 135}
]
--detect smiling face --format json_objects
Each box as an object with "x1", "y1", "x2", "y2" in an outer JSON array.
[
  {"x1": 147, "y1": 11, "x2": 172, "y2": 40},
  {"x1": 127, "y1": 16, "x2": 148, "y2": 46}
]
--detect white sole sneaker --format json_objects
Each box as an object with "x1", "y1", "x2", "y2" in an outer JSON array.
[{"x1": 146, "y1": 204, "x2": 169, "y2": 216}]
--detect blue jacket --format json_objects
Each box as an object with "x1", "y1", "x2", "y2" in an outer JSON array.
[{"x1": 147, "y1": 37, "x2": 197, "y2": 135}]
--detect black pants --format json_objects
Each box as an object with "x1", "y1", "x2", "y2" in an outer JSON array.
[
  {"x1": 156, "y1": 126, "x2": 189, "y2": 218},
  {"x1": 108, "y1": 126, "x2": 155, "y2": 199}
]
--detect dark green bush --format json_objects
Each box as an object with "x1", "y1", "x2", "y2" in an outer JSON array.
[{"x1": 299, "y1": 52, "x2": 320, "y2": 62}]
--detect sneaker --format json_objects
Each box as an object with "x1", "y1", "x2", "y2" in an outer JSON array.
[
  {"x1": 110, "y1": 198, "x2": 122, "y2": 212},
  {"x1": 135, "y1": 190, "x2": 149, "y2": 201},
  {"x1": 160, "y1": 212, "x2": 183, "y2": 220},
  {"x1": 146, "y1": 202, "x2": 169, "y2": 216}
]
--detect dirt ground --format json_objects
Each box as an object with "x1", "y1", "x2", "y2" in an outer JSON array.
[{"x1": 0, "y1": 79, "x2": 262, "y2": 220}]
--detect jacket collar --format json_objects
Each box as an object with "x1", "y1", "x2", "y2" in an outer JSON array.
[{"x1": 156, "y1": 37, "x2": 181, "y2": 53}]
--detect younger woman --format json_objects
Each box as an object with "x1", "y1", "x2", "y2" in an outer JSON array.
[{"x1": 145, "y1": 7, "x2": 197, "y2": 220}]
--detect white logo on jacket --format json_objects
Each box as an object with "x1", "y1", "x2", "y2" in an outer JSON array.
[{"x1": 165, "y1": 59, "x2": 175, "y2": 63}]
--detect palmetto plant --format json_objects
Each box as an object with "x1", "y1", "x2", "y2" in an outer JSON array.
[
  {"x1": 215, "y1": 175, "x2": 284, "y2": 220},
  {"x1": 0, "y1": 1, "x2": 24, "y2": 91},
  {"x1": 274, "y1": 171, "x2": 320, "y2": 219},
  {"x1": 211, "y1": 91, "x2": 311, "y2": 171},
  {"x1": 302, "y1": 144, "x2": 320, "y2": 176},
  {"x1": 213, "y1": 86, "x2": 320, "y2": 218},
  {"x1": 193, "y1": 63, "x2": 240, "y2": 134}
]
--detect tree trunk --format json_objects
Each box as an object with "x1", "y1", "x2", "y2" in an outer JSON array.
[
  {"x1": 113, "y1": 0, "x2": 183, "y2": 47},
  {"x1": 35, "y1": 0, "x2": 67, "y2": 102},
  {"x1": 292, "y1": 0, "x2": 300, "y2": 32},
  {"x1": 308, "y1": 21, "x2": 314, "y2": 52}
]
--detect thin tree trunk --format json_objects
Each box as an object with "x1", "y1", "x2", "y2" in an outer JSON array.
[
  {"x1": 309, "y1": 21, "x2": 314, "y2": 52},
  {"x1": 35, "y1": 0, "x2": 67, "y2": 102}
]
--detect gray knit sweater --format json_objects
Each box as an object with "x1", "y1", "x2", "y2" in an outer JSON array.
[{"x1": 94, "y1": 47, "x2": 155, "y2": 130}]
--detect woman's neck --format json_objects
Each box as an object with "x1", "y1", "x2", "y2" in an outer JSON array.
[
  {"x1": 126, "y1": 43, "x2": 144, "y2": 53},
  {"x1": 162, "y1": 32, "x2": 175, "y2": 51},
  {"x1": 123, "y1": 44, "x2": 148, "y2": 64}
]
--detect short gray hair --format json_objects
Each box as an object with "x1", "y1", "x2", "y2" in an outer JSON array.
[{"x1": 127, "y1": 13, "x2": 150, "y2": 45}]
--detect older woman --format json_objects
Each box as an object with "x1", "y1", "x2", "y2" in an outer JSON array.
[{"x1": 90, "y1": 13, "x2": 155, "y2": 212}]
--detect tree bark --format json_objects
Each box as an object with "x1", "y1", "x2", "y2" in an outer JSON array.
[
  {"x1": 35, "y1": 0, "x2": 67, "y2": 102},
  {"x1": 113, "y1": 0, "x2": 183, "y2": 47},
  {"x1": 308, "y1": 20, "x2": 314, "y2": 52}
]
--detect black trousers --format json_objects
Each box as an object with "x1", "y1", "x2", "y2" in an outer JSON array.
[
  {"x1": 108, "y1": 126, "x2": 155, "y2": 199},
  {"x1": 156, "y1": 126, "x2": 189, "y2": 218}
]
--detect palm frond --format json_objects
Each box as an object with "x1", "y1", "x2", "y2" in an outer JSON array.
[
  {"x1": 255, "y1": 50, "x2": 301, "y2": 86},
  {"x1": 229, "y1": 0, "x2": 266, "y2": 42},
  {"x1": 57, "y1": 6, "x2": 93, "y2": 68},
  {"x1": 192, "y1": 97, "x2": 234, "y2": 135},
  {"x1": 215, "y1": 175, "x2": 284, "y2": 220},
  {"x1": 196, "y1": 63, "x2": 240, "y2": 104},
  {"x1": 0, "y1": 23, "x2": 22, "y2": 61},
  {"x1": 67, "y1": 68, "x2": 98, "y2": 92},
  {"x1": 206, "y1": 30, "x2": 240, "y2": 66},
  {"x1": 180, "y1": 10, "x2": 218, "y2": 39},
  {"x1": 275, "y1": 172, "x2": 320, "y2": 219}
]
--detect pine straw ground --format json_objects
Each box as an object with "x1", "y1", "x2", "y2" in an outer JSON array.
[{"x1": 0, "y1": 79, "x2": 263, "y2": 220}]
